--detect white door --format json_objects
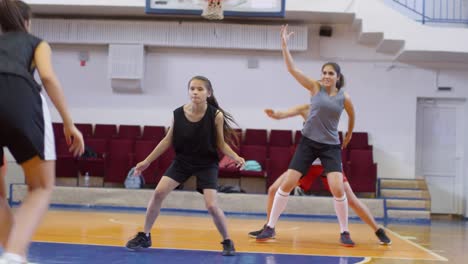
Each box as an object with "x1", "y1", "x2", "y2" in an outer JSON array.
[{"x1": 416, "y1": 98, "x2": 465, "y2": 214}]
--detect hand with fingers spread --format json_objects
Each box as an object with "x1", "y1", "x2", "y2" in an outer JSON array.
[
  {"x1": 63, "y1": 124, "x2": 84, "y2": 157},
  {"x1": 280, "y1": 24, "x2": 294, "y2": 46},
  {"x1": 134, "y1": 160, "x2": 150, "y2": 176}
]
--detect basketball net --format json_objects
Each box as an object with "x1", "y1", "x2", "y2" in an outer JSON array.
[{"x1": 202, "y1": 0, "x2": 224, "y2": 20}]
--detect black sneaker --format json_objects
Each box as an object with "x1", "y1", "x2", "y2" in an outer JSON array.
[
  {"x1": 256, "y1": 226, "x2": 276, "y2": 241},
  {"x1": 340, "y1": 231, "x2": 355, "y2": 247},
  {"x1": 375, "y1": 228, "x2": 392, "y2": 245},
  {"x1": 126, "y1": 232, "x2": 152, "y2": 250},
  {"x1": 221, "y1": 239, "x2": 235, "y2": 256},
  {"x1": 248, "y1": 224, "x2": 266, "y2": 238}
]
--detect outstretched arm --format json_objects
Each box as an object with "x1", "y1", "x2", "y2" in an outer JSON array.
[
  {"x1": 281, "y1": 25, "x2": 321, "y2": 95},
  {"x1": 342, "y1": 92, "x2": 355, "y2": 149},
  {"x1": 215, "y1": 112, "x2": 245, "y2": 168},
  {"x1": 134, "y1": 121, "x2": 173, "y2": 175},
  {"x1": 264, "y1": 104, "x2": 309, "y2": 120}
]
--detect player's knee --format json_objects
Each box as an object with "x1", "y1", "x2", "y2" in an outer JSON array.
[
  {"x1": 152, "y1": 190, "x2": 168, "y2": 201},
  {"x1": 280, "y1": 178, "x2": 297, "y2": 193},
  {"x1": 267, "y1": 185, "x2": 278, "y2": 196},
  {"x1": 205, "y1": 203, "x2": 218, "y2": 214},
  {"x1": 329, "y1": 184, "x2": 345, "y2": 198}
]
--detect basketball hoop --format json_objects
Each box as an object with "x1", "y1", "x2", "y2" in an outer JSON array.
[
  {"x1": 78, "y1": 51, "x2": 89, "y2": 67},
  {"x1": 202, "y1": 0, "x2": 224, "y2": 20}
]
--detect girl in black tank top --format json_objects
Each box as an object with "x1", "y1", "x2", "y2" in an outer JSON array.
[
  {"x1": 172, "y1": 103, "x2": 219, "y2": 165},
  {"x1": 0, "y1": 1, "x2": 84, "y2": 263},
  {"x1": 127, "y1": 76, "x2": 245, "y2": 256}
]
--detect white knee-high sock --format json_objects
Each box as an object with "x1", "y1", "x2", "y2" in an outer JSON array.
[
  {"x1": 333, "y1": 194, "x2": 349, "y2": 233},
  {"x1": 267, "y1": 188, "x2": 290, "y2": 228}
]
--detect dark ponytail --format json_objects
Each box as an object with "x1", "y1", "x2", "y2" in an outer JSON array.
[
  {"x1": 322, "y1": 62, "x2": 345, "y2": 89},
  {"x1": 0, "y1": 0, "x2": 31, "y2": 33},
  {"x1": 188, "y1": 76, "x2": 240, "y2": 147}
]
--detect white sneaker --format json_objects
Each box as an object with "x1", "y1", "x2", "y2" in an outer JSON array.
[{"x1": 0, "y1": 255, "x2": 35, "y2": 264}]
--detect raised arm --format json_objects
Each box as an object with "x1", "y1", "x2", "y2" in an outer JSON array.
[
  {"x1": 34, "y1": 41, "x2": 84, "y2": 157},
  {"x1": 281, "y1": 25, "x2": 321, "y2": 95},
  {"x1": 215, "y1": 112, "x2": 245, "y2": 168},
  {"x1": 342, "y1": 92, "x2": 355, "y2": 149},
  {"x1": 134, "y1": 121, "x2": 174, "y2": 175},
  {"x1": 264, "y1": 104, "x2": 309, "y2": 120}
]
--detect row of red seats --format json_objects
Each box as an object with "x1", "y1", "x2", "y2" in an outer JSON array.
[
  {"x1": 242, "y1": 128, "x2": 372, "y2": 151},
  {"x1": 219, "y1": 145, "x2": 377, "y2": 194},
  {"x1": 53, "y1": 123, "x2": 371, "y2": 150},
  {"x1": 52, "y1": 123, "x2": 166, "y2": 141},
  {"x1": 54, "y1": 123, "x2": 376, "y2": 193},
  {"x1": 56, "y1": 138, "x2": 174, "y2": 186}
]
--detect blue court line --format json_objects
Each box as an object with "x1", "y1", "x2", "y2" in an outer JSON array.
[
  {"x1": 11, "y1": 183, "x2": 434, "y2": 225},
  {"x1": 9, "y1": 201, "x2": 385, "y2": 223},
  {"x1": 383, "y1": 198, "x2": 388, "y2": 226},
  {"x1": 27, "y1": 241, "x2": 365, "y2": 264}
]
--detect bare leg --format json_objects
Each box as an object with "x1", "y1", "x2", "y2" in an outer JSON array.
[
  {"x1": 4, "y1": 156, "x2": 54, "y2": 258},
  {"x1": 143, "y1": 176, "x2": 179, "y2": 233},
  {"x1": 0, "y1": 156, "x2": 13, "y2": 248},
  {"x1": 345, "y1": 182, "x2": 379, "y2": 231},
  {"x1": 203, "y1": 189, "x2": 230, "y2": 240},
  {"x1": 265, "y1": 173, "x2": 286, "y2": 221},
  {"x1": 266, "y1": 169, "x2": 302, "y2": 227}
]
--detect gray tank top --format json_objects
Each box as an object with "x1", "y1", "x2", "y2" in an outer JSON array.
[{"x1": 302, "y1": 86, "x2": 345, "y2": 144}]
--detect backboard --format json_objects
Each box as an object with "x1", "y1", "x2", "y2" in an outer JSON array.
[{"x1": 145, "y1": 0, "x2": 286, "y2": 18}]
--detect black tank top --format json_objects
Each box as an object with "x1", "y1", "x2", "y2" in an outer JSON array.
[
  {"x1": 0, "y1": 32, "x2": 43, "y2": 90},
  {"x1": 172, "y1": 104, "x2": 219, "y2": 164}
]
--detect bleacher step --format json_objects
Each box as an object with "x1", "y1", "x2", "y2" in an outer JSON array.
[
  {"x1": 386, "y1": 199, "x2": 430, "y2": 210},
  {"x1": 380, "y1": 179, "x2": 427, "y2": 190},
  {"x1": 387, "y1": 209, "x2": 430, "y2": 220},
  {"x1": 381, "y1": 189, "x2": 430, "y2": 199}
]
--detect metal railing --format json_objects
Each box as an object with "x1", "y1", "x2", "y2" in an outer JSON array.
[{"x1": 392, "y1": 0, "x2": 468, "y2": 24}]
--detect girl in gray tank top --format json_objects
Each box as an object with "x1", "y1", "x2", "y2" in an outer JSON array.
[
  {"x1": 302, "y1": 85, "x2": 345, "y2": 144},
  {"x1": 256, "y1": 25, "x2": 359, "y2": 247},
  {"x1": 252, "y1": 104, "x2": 391, "y2": 245}
]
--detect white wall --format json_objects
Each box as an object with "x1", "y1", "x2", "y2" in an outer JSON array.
[{"x1": 36, "y1": 24, "x2": 468, "y2": 185}]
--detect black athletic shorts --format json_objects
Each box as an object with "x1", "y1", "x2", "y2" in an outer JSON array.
[
  {"x1": 0, "y1": 74, "x2": 56, "y2": 166},
  {"x1": 289, "y1": 136, "x2": 342, "y2": 176},
  {"x1": 164, "y1": 158, "x2": 218, "y2": 193}
]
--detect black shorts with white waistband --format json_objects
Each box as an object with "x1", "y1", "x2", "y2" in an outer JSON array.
[{"x1": 289, "y1": 136, "x2": 342, "y2": 176}]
